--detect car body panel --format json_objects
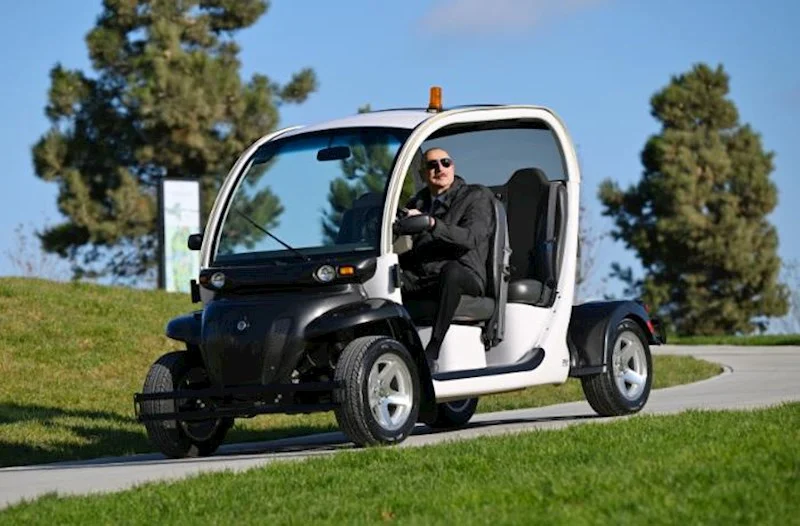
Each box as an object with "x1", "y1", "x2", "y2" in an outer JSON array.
[{"x1": 154, "y1": 102, "x2": 659, "y2": 416}]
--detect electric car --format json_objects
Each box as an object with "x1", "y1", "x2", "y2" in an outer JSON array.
[{"x1": 134, "y1": 89, "x2": 664, "y2": 458}]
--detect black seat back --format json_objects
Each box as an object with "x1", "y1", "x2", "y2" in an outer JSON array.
[
  {"x1": 532, "y1": 181, "x2": 566, "y2": 305},
  {"x1": 503, "y1": 168, "x2": 566, "y2": 307},
  {"x1": 335, "y1": 192, "x2": 382, "y2": 244},
  {"x1": 483, "y1": 197, "x2": 511, "y2": 346},
  {"x1": 505, "y1": 168, "x2": 549, "y2": 281}
]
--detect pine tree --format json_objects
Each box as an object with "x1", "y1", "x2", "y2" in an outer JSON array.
[
  {"x1": 321, "y1": 105, "x2": 416, "y2": 244},
  {"x1": 599, "y1": 63, "x2": 788, "y2": 335},
  {"x1": 32, "y1": 0, "x2": 317, "y2": 280}
]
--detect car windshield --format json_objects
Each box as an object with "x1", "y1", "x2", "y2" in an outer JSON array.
[{"x1": 214, "y1": 127, "x2": 411, "y2": 266}]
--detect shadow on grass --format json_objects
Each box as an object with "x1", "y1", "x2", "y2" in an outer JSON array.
[
  {"x1": 412, "y1": 413, "x2": 604, "y2": 440},
  {"x1": 0, "y1": 402, "x2": 602, "y2": 468},
  {"x1": 0, "y1": 402, "x2": 334, "y2": 468},
  {"x1": 0, "y1": 403, "x2": 133, "y2": 426},
  {"x1": 0, "y1": 402, "x2": 145, "y2": 468},
  {"x1": 216, "y1": 413, "x2": 606, "y2": 458}
]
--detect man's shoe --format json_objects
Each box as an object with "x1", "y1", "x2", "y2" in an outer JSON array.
[
  {"x1": 426, "y1": 355, "x2": 439, "y2": 375},
  {"x1": 424, "y1": 339, "x2": 442, "y2": 375}
]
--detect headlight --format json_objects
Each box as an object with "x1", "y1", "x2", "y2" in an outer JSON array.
[
  {"x1": 210, "y1": 272, "x2": 226, "y2": 289},
  {"x1": 314, "y1": 265, "x2": 336, "y2": 283}
]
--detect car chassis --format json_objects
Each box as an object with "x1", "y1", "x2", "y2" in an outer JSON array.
[{"x1": 134, "y1": 91, "x2": 665, "y2": 458}]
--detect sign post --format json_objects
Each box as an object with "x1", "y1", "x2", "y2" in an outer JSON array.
[{"x1": 158, "y1": 178, "x2": 201, "y2": 293}]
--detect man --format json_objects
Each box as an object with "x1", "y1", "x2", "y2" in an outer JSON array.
[{"x1": 394, "y1": 147, "x2": 495, "y2": 370}]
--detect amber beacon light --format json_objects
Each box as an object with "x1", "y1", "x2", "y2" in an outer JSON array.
[{"x1": 427, "y1": 86, "x2": 443, "y2": 112}]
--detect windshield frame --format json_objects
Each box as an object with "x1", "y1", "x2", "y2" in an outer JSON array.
[{"x1": 209, "y1": 126, "x2": 412, "y2": 268}]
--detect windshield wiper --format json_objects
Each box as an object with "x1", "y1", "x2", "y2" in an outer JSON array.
[{"x1": 235, "y1": 210, "x2": 311, "y2": 262}]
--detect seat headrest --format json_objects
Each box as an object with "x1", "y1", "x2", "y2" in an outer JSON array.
[
  {"x1": 508, "y1": 167, "x2": 548, "y2": 187},
  {"x1": 352, "y1": 192, "x2": 382, "y2": 208}
]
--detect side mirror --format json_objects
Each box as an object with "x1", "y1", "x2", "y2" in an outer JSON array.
[{"x1": 187, "y1": 233, "x2": 203, "y2": 251}]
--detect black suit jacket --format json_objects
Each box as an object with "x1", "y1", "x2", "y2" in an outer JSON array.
[{"x1": 400, "y1": 176, "x2": 495, "y2": 293}]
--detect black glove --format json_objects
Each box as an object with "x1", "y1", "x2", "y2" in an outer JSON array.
[{"x1": 393, "y1": 214, "x2": 433, "y2": 235}]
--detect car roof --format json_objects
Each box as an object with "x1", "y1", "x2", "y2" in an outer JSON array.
[
  {"x1": 277, "y1": 109, "x2": 433, "y2": 138},
  {"x1": 276, "y1": 105, "x2": 515, "y2": 139}
]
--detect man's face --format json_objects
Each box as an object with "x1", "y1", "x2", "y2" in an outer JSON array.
[{"x1": 422, "y1": 149, "x2": 455, "y2": 195}]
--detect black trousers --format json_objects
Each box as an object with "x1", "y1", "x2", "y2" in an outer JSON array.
[{"x1": 401, "y1": 261, "x2": 482, "y2": 358}]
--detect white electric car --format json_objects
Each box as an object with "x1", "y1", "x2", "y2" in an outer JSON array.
[{"x1": 135, "y1": 90, "x2": 664, "y2": 458}]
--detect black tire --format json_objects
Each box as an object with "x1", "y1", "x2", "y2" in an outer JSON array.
[
  {"x1": 140, "y1": 351, "x2": 232, "y2": 458},
  {"x1": 581, "y1": 319, "x2": 653, "y2": 416},
  {"x1": 334, "y1": 336, "x2": 421, "y2": 446},
  {"x1": 427, "y1": 398, "x2": 479, "y2": 429}
]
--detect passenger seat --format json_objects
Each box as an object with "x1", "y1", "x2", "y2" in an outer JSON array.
[{"x1": 502, "y1": 168, "x2": 566, "y2": 307}]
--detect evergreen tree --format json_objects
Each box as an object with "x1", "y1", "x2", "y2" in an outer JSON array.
[
  {"x1": 32, "y1": 0, "x2": 317, "y2": 279},
  {"x1": 599, "y1": 63, "x2": 788, "y2": 335},
  {"x1": 321, "y1": 105, "x2": 416, "y2": 244}
]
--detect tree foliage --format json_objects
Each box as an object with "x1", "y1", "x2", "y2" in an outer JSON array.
[
  {"x1": 217, "y1": 170, "x2": 284, "y2": 254},
  {"x1": 33, "y1": 0, "x2": 317, "y2": 280},
  {"x1": 321, "y1": 105, "x2": 416, "y2": 244},
  {"x1": 599, "y1": 63, "x2": 788, "y2": 335}
]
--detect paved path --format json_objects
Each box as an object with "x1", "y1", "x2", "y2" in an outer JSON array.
[{"x1": 1, "y1": 345, "x2": 798, "y2": 509}]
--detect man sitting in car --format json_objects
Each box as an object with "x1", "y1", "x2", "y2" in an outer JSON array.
[{"x1": 394, "y1": 147, "x2": 495, "y2": 370}]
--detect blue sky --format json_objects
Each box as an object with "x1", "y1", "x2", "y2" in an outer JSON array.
[{"x1": 0, "y1": 0, "x2": 798, "y2": 299}]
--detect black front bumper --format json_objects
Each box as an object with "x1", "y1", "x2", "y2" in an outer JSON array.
[
  {"x1": 133, "y1": 380, "x2": 340, "y2": 422},
  {"x1": 197, "y1": 285, "x2": 364, "y2": 386}
]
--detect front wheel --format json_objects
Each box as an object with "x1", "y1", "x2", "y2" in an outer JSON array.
[
  {"x1": 334, "y1": 336, "x2": 421, "y2": 446},
  {"x1": 427, "y1": 398, "x2": 479, "y2": 429},
  {"x1": 140, "y1": 351, "x2": 232, "y2": 458},
  {"x1": 581, "y1": 319, "x2": 653, "y2": 416}
]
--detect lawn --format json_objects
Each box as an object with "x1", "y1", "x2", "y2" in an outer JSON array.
[
  {"x1": 0, "y1": 277, "x2": 720, "y2": 467},
  {"x1": 3, "y1": 403, "x2": 798, "y2": 524},
  {"x1": 668, "y1": 333, "x2": 800, "y2": 346}
]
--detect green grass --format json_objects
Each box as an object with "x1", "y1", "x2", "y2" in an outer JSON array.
[
  {"x1": 0, "y1": 277, "x2": 719, "y2": 468},
  {"x1": 3, "y1": 403, "x2": 798, "y2": 525},
  {"x1": 668, "y1": 333, "x2": 800, "y2": 346}
]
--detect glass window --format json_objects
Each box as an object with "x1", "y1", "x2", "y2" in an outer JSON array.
[
  {"x1": 421, "y1": 122, "x2": 566, "y2": 187},
  {"x1": 214, "y1": 128, "x2": 409, "y2": 266}
]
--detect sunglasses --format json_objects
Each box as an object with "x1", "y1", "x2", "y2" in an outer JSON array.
[{"x1": 425, "y1": 157, "x2": 453, "y2": 170}]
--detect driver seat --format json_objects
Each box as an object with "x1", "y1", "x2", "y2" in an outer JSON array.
[
  {"x1": 335, "y1": 192, "x2": 382, "y2": 244},
  {"x1": 404, "y1": 196, "x2": 511, "y2": 348}
]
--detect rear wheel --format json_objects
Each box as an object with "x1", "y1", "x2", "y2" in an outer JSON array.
[
  {"x1": 427, "y1": 398, "x2": 479, "y2": 429},
  {"x1": 334, "y1": 336, "x2": 420, "y2": 446},
  {"x1": 140, "y1": 351, "x2": 232, "y2": 458},
  {"x1": 581, "y1": 319, "x2": 653, "y2": 416}
]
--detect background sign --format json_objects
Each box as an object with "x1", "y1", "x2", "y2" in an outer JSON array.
[{"x1": 159, "y1": 179, "x2": 201, "y2": 293}]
